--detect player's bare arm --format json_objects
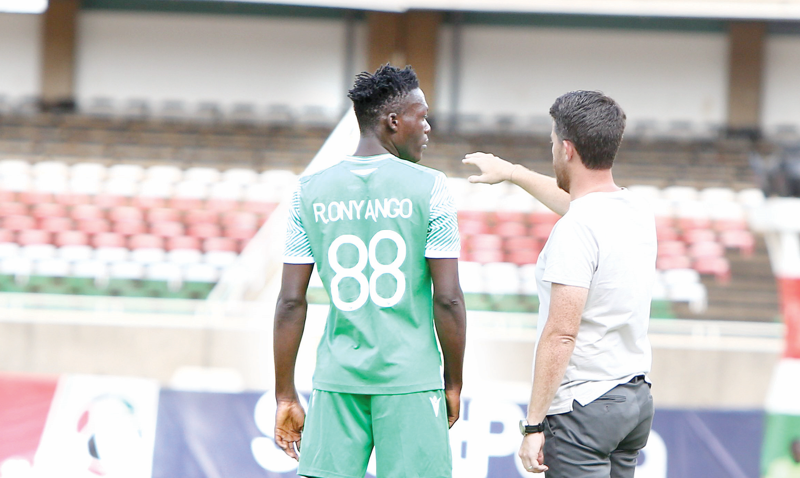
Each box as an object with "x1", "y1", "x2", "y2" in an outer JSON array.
[
  {"x1": 428, "y1": 257, "x2": 467, "y2": 428},
  {"x1": 273, "y1": 262, "x2": 314, "y2": 460},
  {"x1": 463, "y1": 152, "x2": 570, "y2": 216},
  {"x1": 519, "y1": 283, "x2": 587, "y2": 473}
]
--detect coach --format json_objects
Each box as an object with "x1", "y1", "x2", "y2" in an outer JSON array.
[{"x1": 464, "y1": 90, "x2": 657, "y2": 478}]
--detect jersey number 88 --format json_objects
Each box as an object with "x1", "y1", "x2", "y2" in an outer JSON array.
[{"x1": 328, "y1": 230, "x2": 406, "y2": 311}]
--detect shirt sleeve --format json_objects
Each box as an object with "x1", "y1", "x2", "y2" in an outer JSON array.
[
  {"x1": 541, "y1": 214, "x2": 596, "y2": 288},
  {"x1": 283, "y1": 185, "x2": 315, "y2": 264},
  {"x1": 425, "y1": 174, "x2": 460, "y2": 259}
]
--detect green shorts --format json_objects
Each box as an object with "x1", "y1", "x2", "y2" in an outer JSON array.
[{"x1": 298, "y1": 389, "x2": 452, "y2": 478}]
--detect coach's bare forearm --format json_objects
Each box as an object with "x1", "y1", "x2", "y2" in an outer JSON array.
[{"x1": 509, "y1": 166, "x2": 570, "y2": 216}]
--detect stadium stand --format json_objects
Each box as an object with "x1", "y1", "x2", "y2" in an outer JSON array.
[{"x1": 0, "y1": 109, "x2": 780, "y2": 321}]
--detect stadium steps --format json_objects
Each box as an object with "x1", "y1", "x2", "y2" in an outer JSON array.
[{"x1": 671, "y1": 236, "x2": 780, "y2": 322}]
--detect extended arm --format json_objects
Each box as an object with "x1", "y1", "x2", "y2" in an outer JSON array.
[
  {"x1": 273, "y1": 262, "x2": 314, "y2": 460},
  {"x1": 462, "y1": 152, "x2": 570, "y2": 216},
  {"x1": 428, "y1": 257, "x2": 467, "y2": 428},
  {"x1": 519, "y1": 283, "x2": 587, "y2": 473}
]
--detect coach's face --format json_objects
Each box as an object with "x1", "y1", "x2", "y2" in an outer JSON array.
[
  {"x1": 551, "y1": 126, "x2": 570, "y2": 193},
  {"x1": 393, "y1": 88, "x2": 430, "y2": 163}
]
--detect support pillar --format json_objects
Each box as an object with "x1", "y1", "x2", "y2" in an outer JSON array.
[
  {"x1": 41, "y1": 0, "x2": 79, "y2": 112},
  {"x1": 726, "y1": 21, "x2": 765, "y2": 138}
]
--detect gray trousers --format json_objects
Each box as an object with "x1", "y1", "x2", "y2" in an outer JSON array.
[{"x1": 543, "y1": 377, "x2": 654, "y2": 478}]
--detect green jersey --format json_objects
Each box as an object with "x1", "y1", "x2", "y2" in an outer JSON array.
[{"x1": 284, "y1": 153, "x2": 460, "y2": 394}]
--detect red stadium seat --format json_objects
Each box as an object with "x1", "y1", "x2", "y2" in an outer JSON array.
[
  {"x1": 654, "y1": 215, "x2": 675, "y2": 230},
  {"x1": 206, "y1": 198, "x2": 239, "y2": 213},
  {"x1": 39, "y1": 216, "x2": 73, "y2": 233},
  {"x1": 494, "y1": 221, "x2": 527, "y2": 238},
  {"x1": 204, "y1": 237, "x2": 237, "y2": 253},
  {"x1": 185, "y1": 209, "x2": 219, "y2": 225},
  {"x1": 17, "y1": 229, "x2": 52, "y2": 246},
  {"x1": 504, "y1": 236, "x2": 539, "y2": 252},
  {"x1": 0, "y1": 228, "x2": 13, "y2": 243},
  {"x1": 688, "y1": 241, "x2": 724, "y2": 259},
  {"x1": 55, "y1": 192, "x2": 90, "y2": 206},
  {"x1": 93, "y1": 232, "x2": 126, "y2": 248},
  {"x1": 3, "y1": 215, "x2": 36, "y2": 231},
  {"x1": 469, "y1": 234, "x2": 503, "y2": 252},
  {"x1": 494, "y1": 211, "x2": 528, "y2": 224},
  {"x1": 223, "y1": 225, "x2": 257, "y2": 240},
  {"x1": 19, "y1": 191, "x2": 54, "y2": 205},
  {"x1": 77, "y1": 218, "x2": 111, "y2": 234},
  {"x1": 151, "y1": 221, "x2": 185, "y2": 238},
  {"x1": 531, "y1": 223, "x2": 555, "y2": 241},
  {"x1": 147, "y1": 208, "x2": 181, "y2": 224},
  {"x1": 658, "y1": 240, "x2": 687, "y2": 258},
  {"x1": 719, "y1": 229, "x2": 755, "y2": 257},
  {"x1": 129, "y1": 234, "x2": 164, "y2": 250},
  {"x1": 132, "y1": 196, "x2": 166, "y2": 209},
  {"x1": 94, "y1": 194, "x2": 128, "y2": 208},
  {"x1": 683, "y1": 228, "x2": 716, "y2": 244},
  {"x1": 458, "y1": 210, "x2": 489, "y2": 223},
  {"x1": 468, "y1": 249, "x2": 504, "y2": 264},
  {"x1": 656, "y1": 255, "x2": 692, "y2": 270},
  {"x1": 529, "y1": 211, "x2": 560, "y2": 225},
  {"x1": 221, "y1": 211, "x2": 258, "y2": 229},
  {"x1": 189, "y1": 223, "x2": 222, "y2": 239},
  {"x1": 55, "y1": 230, "x2": 89, "y2": 247},
  {"x1": 0, "y1": 190, "x2": 15, "y2": 202},
  {"x1": 170, "y1": 197, "x2": 204, "y2": 211},
  {"x1": 109, "y1": 206, "x2": 144, "y2": 223},
  {"x1": 505, "y1": 248, "x2": 541, "y2": 265},
  {"x1": 31, "y1": 203, "x2": 67, "y2": 219},
  {"x1": 112, "y1": 221, "x2": 147, "y2": 236},
  {"x1": 713, "y1": 218, "x2": 748, "y2": 232},
  {"x1": 677, "y1": 216, "x2": 711, "y2": 231},
  {"x1": 656, "y1": 226, "x2": 680, "y2": 242},
  {"x1": 241, "y1": 201, "x2": 277, "y2": 216},
  {"x1": 693, "y1": 256, "x2": 731, "y2": 284},
  {"x1": 167, "y1": 235, "x2": 201, "y2": 251},
  {"x1": 0, "y1": 202, "x2": 28, "y2": 217},
  {"x1": 71, "y1": 204, "x2": 105, "y2": 221}
]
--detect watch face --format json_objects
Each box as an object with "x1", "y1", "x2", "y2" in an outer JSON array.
[{"x1": 519, "y1": 419, "x2": 527, "y2": 435}]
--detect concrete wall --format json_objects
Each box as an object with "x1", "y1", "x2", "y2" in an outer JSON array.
[
  {"x1": 0, "y1": 13, "x2": 41, "y2": 99},
  {"x1": 75, "y1": 11, "x2": 367, "y2": 114},
  {"x1": 762, "y1": 33, "x2": 800, "y2": 129}
]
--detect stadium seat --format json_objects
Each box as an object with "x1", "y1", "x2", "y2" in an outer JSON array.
[
  {"x1": 112, "y1": 220, "x2": 147, "y2": 236},
  {"x1": 94, "y1": 194, "x2": 128, "y2": 209},
  {"x1": 71, "y1": 162, "x2": 107, "y2": 181},
  {"x1": 109, "y1": 206, "x2": 144, "y2": 223},
  {"x1": 167, "y1": 236, "x2": 201, "y2": 251},
  {"x1": 55, "y1": 230, "x2": 89, "y2": 247},
  {"x1": 241, "y1": 200, "x2": 277, "y2": 216},
  {"x1": 138, "y1": 180, "x2": 174, "y2": 199},
  {"x1": 72, "y1": 260, "x2": 107, "y2": 279},
  {"x1": 109, "y1": 261, "x2": 145, "y2": 280},
  {"x1": 167, "y1": 248, "x2": 203, "y2": 265},
  {"x1": 3, "y1": 215, "x2": 36, "y2": 231},
  {"x1": 183, "y1": 263, "x2": 220, "y2": 283},
  {"x1": 0, "y1": 159, "x2": 31, "y2": 176},
  {"x1": 206, "y1": 198, "x2": 239, "y2": 213},
  {"x1": 93, "y1": 232, "x2": 126, "y2": 248},
  {"x1": 693, "y1": 256, "x2": 731, "y2": 284},
  {"x1": 683, "y1": 228, "x2": 716, "y2": 244},
  {"x1": 494, "y1": 221, "x2": 527, "y2": 238},
  {"x1": 145, "y1": 262, "x2": 183, "y2": 284},
  {"x1": 170, "y1": 197, "x2": 204, "y2": 211},
  {"x1": 0, "y1": 202, "x2": 28, "y2": 217},
  {"x1": 656, "y1": 254, "x2": 692, "y2": 270},
  {"x1": 131, "y1": 248, "x2": 166, "y2": 265},
  {"x1": 132, "y1": 196, "x2": 167, "y2": 210},
  {"x1": 56, "y1": 193, "x2": 90, "y2": 206},
  {"x1": 0, "y1": 242, "x2": 21, "y2": 259},
  {"x1": 21, "y1": 244, "x2": 57, "y2": 260},
  {"x1": 69, "y1": 177, "x2": 103, "y2": 195},
  {"x1": 34, "y1": 258, "x2": 70, "y2": 277},
  {"x1": 222, "y1": 168, "x2": 258, "y2": 185},
  {"x1": 18, "y1": 230, "x2": 52, "y2": 246},
  {"x1": 33, "y1": 176, "x2": 68, "y2": 194},
  {"x1": 222, "y1": 211, "x2": 258, "y2": 229},
  {"x1": 77, "y1": 218, "x2": 111, "y2": 234},
  {"x1": 203, "y1": 237, "x2": 237, "y2": 253},
  {"x1": 204, "y1": 250, "x2": 238, "y2": 267},
  {"x1": 459, "y1": 218, "x2": 490, "y2": 236},
  {"x1": 108, "y1": 164, "x2": 145, "y2": 182},
  {"x1": 145, "y1": 165, "x2": 183, "y2": 183},
  {"x1": 103, "y1": 178, "x2": 139, "y2": 197},
  {"x1": 1, "y1": 256, "x2": 33, "y2": 276},
  {"x1": 184, "y1": 167, "x2": 221, "y2": 184},
  {"x1": 58, "y1": 244, "x2": 93, "y2": 261},
  {"x1": 19, "y1": 191, "x2": 54, "y2": 205},
  {"x1": 150, "y1": 221, "x2": 185, "y2": 238},
  {"x1": 0, "y1": 229, "x2": 13, "y2": 243},
  {"x1": 40, "y1": 216, "x2": 73, "y2": 233},
  {"x1": 0, "y1": 174, "x2": 31, "y2": 192},
  {"x1": 662, "y1": 185, "x2": 698, "y2": 203},
  {"x1": 719, "y1": 229, "x2": 755, "y2": 257},
  {"x1": 31, "y1": 203, "x2": 66, "y2": 220},
  {"x1": 95, "y1": 246, "x2": 129, "y2": 263},
  {"x1": 189, "y1": 223, "x2": 222, "y2": 239},
  {"x1": 147, "y1": 208, "x2": 181, "y2": 224},
  {"x1": 483, "y1": 262, "x2": 521, "y2": 295},
  {"x1": 223, "y1": 226, "x2": 257, "y2": 241},
  {"x1": 688, "y1": 241, "x2": 724, "y2": 259},
  {"x1": 32, "y1": 160, "x2": 69, "y2": 178},
  {"x1": 185, "y1": 209, "x2": 218, "y2": 225},
  {"x1": 129, "y1": 234, "x2": 165, "y2": 250}
]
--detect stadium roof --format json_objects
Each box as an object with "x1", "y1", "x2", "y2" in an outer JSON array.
[{"x1": 228, "y1": 0, "x2": 800, "y2": 20}]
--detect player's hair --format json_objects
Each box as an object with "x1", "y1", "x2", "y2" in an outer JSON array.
[
  {"x1": 549, "y1": 91, "x2": 626, "y2": 170},
  {"x1": 347, "y1": 64, "x2": 420, "y2": 131}
]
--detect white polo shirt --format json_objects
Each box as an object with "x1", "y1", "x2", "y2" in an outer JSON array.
[{"x1": 534, "y1": 189, "x2": 657, "y2": 415}]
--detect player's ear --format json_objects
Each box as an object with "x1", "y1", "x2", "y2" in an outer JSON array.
[
  {"x1": 386, "y1": 112, "x2": 399, "y2": 132},
  {"x1": 563, "y1": 140, "x2": 576, "y2": 161}
]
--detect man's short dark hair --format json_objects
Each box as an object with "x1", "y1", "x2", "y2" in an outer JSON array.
[
  {"x1": 549, "y1": 91, "x2": 626, "y2": 170},
  {"x1": 348, "y1": 64, "x2": 419, "y2": 131}
]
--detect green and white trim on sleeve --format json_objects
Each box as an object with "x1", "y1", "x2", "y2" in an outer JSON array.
[
  {"x1": 425, "y1": 173, "x2": 460, "y2": 259},
  {"x1": 283, "y1": 186, "x2": 315, "y2": 264}
]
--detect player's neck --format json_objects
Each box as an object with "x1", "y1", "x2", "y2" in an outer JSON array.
[{"x1": 353, "y1": 135, "x2": 393, "y2": 158}]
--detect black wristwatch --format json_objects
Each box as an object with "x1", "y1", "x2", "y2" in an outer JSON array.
[{"x1": 519, "y1": 419, "x2": 545, "y2": 436}]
